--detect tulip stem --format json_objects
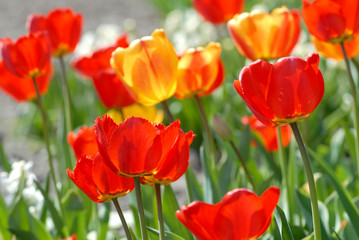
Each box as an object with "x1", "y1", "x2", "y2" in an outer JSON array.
[
  {"x1": 59, "y1": 56, "x2": 73, "y2": 131},
  {"x1": 290, "y1": 122, "x2": 321, "y2": 240},
  {"x1": 112, "y1": 199, "x2": 133, "y2": 240},
  {"x1": 229, "y1": 140, "x2": 255, "y2": 191},
  {"x1": 134, "y1": 177, "x2": 148, "y2": 240},
  {"x1": 161, "y1": 100, "x2": 174, "y2": 123},
  {"x1": 31, "y1": 77, "x2": 66, "y2": 224},
  {"x1": 340, "y1": 42, "x2": 359, "y2": 175},
  {"x1": 155, "y1": 184, "x2": 165, "y2": 240},
  {"x1": 276, "y1": 127, "x2": 293, "y2": 221},
  {"x1": 194, "y1": 95, "x2": 217, "y2": 167}
]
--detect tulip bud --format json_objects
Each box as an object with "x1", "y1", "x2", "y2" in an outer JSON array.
[{"x1": 213, "y1": 115, "x2": 233, "y2": 141}]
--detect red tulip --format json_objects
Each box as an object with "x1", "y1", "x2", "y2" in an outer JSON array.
[
  {"x1": 67, "y1": 124, "x2": 134, "y2": 203},
  {"x1": 95, "y1": 115, "x2": 163, "y2": 177},
  {"x1": 1, "y1": 32, "x2": 51, "y2": 78},
  {"x1": 192, "y1": 0, "x2": 245, "y2": 24},
  {"x1": 302, "y1": 0, "x2": 359, "y2": 43},
  {"x1": 71, "y1": 34, "x2": 129, "y2": 78},
  {"x1": 233, "y1": 53, "x2": 324, "y2": 127},
  {"x1": 67, "y1": 154, "x2": 134, "y2": 203},
  {"x1": 0, "y1": 60, "x2": 53, "y2": 102},
  {"x1": 92, "y1": 70, "x2": 136, "y2": 108},
  {"x1": 176, "y1": 186, "x2": 280, "y2": 240},
  {"x1": 27, "y1": 8, "x2": 83, "y2": 57},
  {"x1": 141, "y1": 121, "x2": 196, "y2": 185},
  {"x1": 242, "y1": 116, "x2": 291, "y2": 152},
  {"x1": 71, "y1": 34, "x2": 135, "y2": 108},
  {"x1": 67, "y1": 126, "x2": 98, "y2": 159}
]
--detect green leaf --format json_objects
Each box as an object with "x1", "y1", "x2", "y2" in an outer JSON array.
[
  {"x1": 62, "y1": 189, "x2": 86, "y2": 239},
  {"x1": 309, "y1": 148, "x2": 359, "y2": 237},
  {"x1": 185, "y1": 166, "x2": 203, "y2": 202},
  {"x1": 147, "y1": 227, "x2": 186, "y2": 240},
  {"x1": 0, "y1": 142, "x2": 11, "y2": 173},
  {"x1": 294, "y1": 190, "x2": 331, "y2": 240},
  {"x1": 0, "y1": 191, "x2": 11, "y2": 240},
  {"x1": 162, "y1": 185, "x2": 193, "y2": 240},
  {"x1": 274, "y1": 206, "x2": 295, "y2": 240},
  {"x1": 35, "y1": 180, "x2": 65, "y2": 237},
  {"x1": 8, "y1": 197, "x2": 52, "y2": 240}
]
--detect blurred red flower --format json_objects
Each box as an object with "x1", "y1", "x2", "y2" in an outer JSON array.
[
  {"x1": 71, "y1": 34, "x2": 135, "y2": 109},
  {"x1": 141, "y1": 121, "x2": 195, "y2": 185},
  {"x1": 234, "y1": 53, "x2": 324, "y2": 127},
  {"x1": 71, "y1": 34, "x2": 129, "y2": 78},
  {"x1": 27, "y1": 8, "x2": 83, "y2": 57},
  {"x1": 176, "y1": 186, "x2": 280, "y2": 240},
  {"x1": 1, "y1": 32, "x2": 52, "y2": 78},
  {"x1": 242, "y1": 116, "x2": 291, "y2": 152},
  {"x1": 192, "y1": 0, "x2": 245, "y2": 24},
  {"x1": 302, "y1": 0, "x2": 359, "y2": 43},
  {"x1": 175, "y1": 42, "x2": 224, "y2": 99},
  {"x1": 67, "y1": 125, "x2": 134, "y2": 203},
  {"x1": 0, "y1": 60, "x2": 53, "y2": 102}
]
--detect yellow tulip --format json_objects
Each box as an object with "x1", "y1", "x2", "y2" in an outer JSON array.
[
  {"x1": 111, "y1": 29, "x2": 178, "y2": 106},
  {"x1": 107, "y1": 104, "x2": 164, "y2": 124}
]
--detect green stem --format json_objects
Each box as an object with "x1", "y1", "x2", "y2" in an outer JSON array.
[
  {"x1": 276, "y1": 127, "x2": 292, "y2": 221},
  {"x1": 194, "y1": 95, "x2": 216, "y2": 167},
  {"x1": 112, "y1": 199, "x2": 133, "y2": 240},
  {"x1": 161, "y1": 100, "x2": 174, "y2": 123},
  {"x1": 290, "y1": 122, "x2": 321, "y2": 240},
  {"x1": 155, "y1": 184, "x2": 165, "y2": 240},
  {"x1": 134, "y1": 177, "x2": 148, "y2": 240},
  {"x1": 229, "y1": 140, "x2": 255, "y2": 191},
  {"x1": 185, "y1": 170, "x2": 194, "y2": 202},
  {"x1": 59, "y1": 56, "x2": 73, "y2": 130},
  {"x1": 340, "y1": 43, "x2": 359, "y2": 175},
  {"x1": 31, "y1": 77, "x2": 67, "y2": 233}
]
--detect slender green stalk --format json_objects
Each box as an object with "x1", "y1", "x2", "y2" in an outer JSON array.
[
  {"x1": 134, "y1": 177, "x2": 148, "y2": 240},
  {"x1": 32, "y1": 76, "x2": 67, "y2": 234},
  {"x1": 340, "y1": 43, "x2": 359, "y2": 175},
  {"x1": 59, "y1": 56, "x2": 73, "y2": 130},
  {"x1": 155, "y1": 184, "x2": 165, "y2": 240},
  {"x1": 276, "y1": 127, "x2": 293, "y2": 221},
  {"x1": 290, "y1": 122, "x2": 321, "y2": 240},
  {"x1": 194, "y1": 95, "x2": 217, "y2": 167},
  {"x1": 112, "y1": 199, "x2": 133, "y2": 240},
  {"x1": 161, "y1": 100, "x2": 174, "y2": 123},
  {"x1": 229, "y1": 140, "x2": 255, "y2": 190},
  {"x1": 185, "y1": 171, "x2": 194, "y2": 202}
]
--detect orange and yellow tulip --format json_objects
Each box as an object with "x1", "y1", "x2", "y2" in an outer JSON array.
[
  {"x1": 111, "y1": 29, "x2": 178, "y2": 106},
  {"x1": 227, "y1": 7, "x2": 301, "y2": 61},
  {"x1": 175, "y1": 42, "x2": 224, "y2": 99}
]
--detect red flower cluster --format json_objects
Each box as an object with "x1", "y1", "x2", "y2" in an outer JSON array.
[
  {"x1": 67, "y1": 116, "x2": 195, "y2": 201},
  {"x1": 176, "y1": 186, "x2": 280, "y2": 240}
]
